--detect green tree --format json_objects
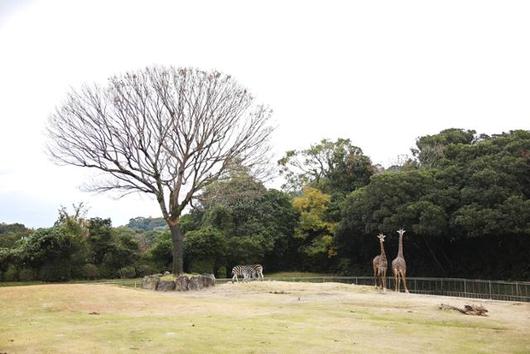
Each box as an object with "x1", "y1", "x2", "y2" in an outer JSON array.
[
  {"x1": 0, "y1": 223, "x2": 31, "y2": 249},
  {"x1": 337, "y1": 129, "x2": 530, "y2": 279},
  {"x1": 278, "y1": 138, "x2": 374, "y2": 194},
  {"x1": 17, "y1": 227, "x2": 81, "y2": 281},
  {"x1": 292, "y1": 187, "x2": 336, "y2": 270},
  {"x1": 412, "y1": 128, "x2": 476, "y2": 167},
  {"x1": 184, "y1": 227, "x2": 226, "y2": 273},
  {"x1": 196, "y1": 169, "x2": 297, "y2": 271}
]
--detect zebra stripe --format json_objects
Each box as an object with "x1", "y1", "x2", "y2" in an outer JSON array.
[{"x1": 231, "y1": 264, "x2": 264, "y2": 282}]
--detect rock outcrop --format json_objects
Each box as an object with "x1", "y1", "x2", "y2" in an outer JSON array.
[
  {"x1": 201, "y1": 273, "x2": 216, "y2": 288},
  {"x1": 142, "y1": 274, "x2": 160, "y2": 290},
  {"x1": 143, "y1": 273, "x2": 215, "y2": 292},
  {"x1": 157, "y1": 280, "x2": 176, "y2": 291},
  {"x1": 175, "y1": 275, "x2": 190, "y2": 291}
]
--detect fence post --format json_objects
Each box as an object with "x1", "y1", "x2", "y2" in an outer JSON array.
[
  {"x1": 488, "y1": 281, "x2": 492, "y2": 299},
  {"x1": 463, "y1": 279, "x2": 466, "y2": 297}
]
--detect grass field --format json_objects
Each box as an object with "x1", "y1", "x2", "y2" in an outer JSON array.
[{"x1": 0, "y1": 281, "x2": 528, "y2": 353}]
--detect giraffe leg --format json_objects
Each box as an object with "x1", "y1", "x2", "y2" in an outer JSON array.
[
  {"x1": 396, "y1": 272, "x2": 401, "y2": 292},
  {"x1": 382, "y1": 269, "x2": 387, "y2": 292},
  {"x1": 393, "y1": 270, "x2": 399, "y2": 292},
  {"x1": 373, "y1": 265, "x2": 378, "y2": 289},
  {"x1": 402, "y1": 270, "x2": 409, "y2": 293}
]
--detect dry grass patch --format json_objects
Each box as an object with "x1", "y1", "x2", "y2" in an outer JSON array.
[{"x1": 0, "y1": 281, "x2": 528, "y2": 353}]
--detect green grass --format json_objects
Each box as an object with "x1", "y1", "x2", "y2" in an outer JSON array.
[
  {"x1": 0, "y1": 280, "x2": 45, "y2": 287},
  {"x1": 0, "y1": 278, "x2": 143, "y2": 288},
  {"x1": 0, "y1": 281, "x2": 528, "y2": 353}
]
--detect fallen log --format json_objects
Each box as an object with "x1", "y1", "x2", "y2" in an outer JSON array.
[{"x1": 439, "y1": 303, "x2": 488, "y2": 316}]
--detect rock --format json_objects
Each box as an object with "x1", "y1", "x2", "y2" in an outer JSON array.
[
  {"x1": 439, "y1": 303, "x2": 489, "y2": 316},
  {"x1": 200, "y1": 273, "x2": 216, "y2": 288},
  {"x1": 143, "y1": 273, "x2": 215, "y2": 292},
  {"x1": 157, "y1": 280, "x2": 176, "y2": 291},
  {"x1": 142, "y1": 275, "x2": 160, "y2": 290},
  {"x1": 188, "y1": 276, "x2": 201, "y2": 290},
  {"x1": 163, "y1": 271, "x2": 171, "y2": 276},
  {"x1": 175, "y1": 275, "x2": 189, "y2": 291}
]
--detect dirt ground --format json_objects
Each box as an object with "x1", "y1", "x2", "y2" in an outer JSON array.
[{"x1": 0, "y1": 281, "x2": 528, "y2": 353}]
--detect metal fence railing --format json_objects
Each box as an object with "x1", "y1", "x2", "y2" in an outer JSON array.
[{"x1": 217, "y1": 276, "x2": 530, "y2": 302}]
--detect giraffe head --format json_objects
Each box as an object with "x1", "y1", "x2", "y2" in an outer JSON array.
[
  {"x1": 377, "y1": 233, "x2": 386, "y2": 242},
  {"x1": 397, "y1": 228, "x2": 406, "y2": 237}
]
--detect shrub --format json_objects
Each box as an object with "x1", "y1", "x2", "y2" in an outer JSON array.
[
  {"x1": 135, "y1": 264, "x2": 156, "y2": 277},
  {"x1": 96, "y1": 265, "x2": 115, "y2": 279},
  {"x1": 39, "y1": 260, "x2": 72, "y2": 282},
  {"x1": 3, "y1": 265, "x2": 18, "y2": 281},
  {"x1": 82, "y1": 263, "x2": 98, "y2": 279},
  {"x1": 118, "y1": 266, "x2": 136, "y2": 279},
  {"x1": 216, "y1": 266, "x2": 227, "y2": 278},
  {"x1": 18, "y1": 268, "x2": 36, "y2": 281},
  {"x1": 189, "y1": 259, "x2": 214, "y2": 274}
]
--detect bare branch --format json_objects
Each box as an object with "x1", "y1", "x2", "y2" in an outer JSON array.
[{"x1": 47, "y1": 66, "x2": 274, "y2": 225}]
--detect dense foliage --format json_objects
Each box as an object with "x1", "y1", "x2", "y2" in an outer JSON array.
[
  {"x1": 337, "y1": 130, "x2": 530, "y2": 279},
  {"x1": 1, "y1": 129, "x2": 528, "y2": 281}
]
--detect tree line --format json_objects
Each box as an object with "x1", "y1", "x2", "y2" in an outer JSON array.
[{"x1": 1, "y1": 128, "x2": 529, "y2": 281}]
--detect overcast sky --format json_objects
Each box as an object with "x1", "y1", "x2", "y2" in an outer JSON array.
[{"x1": 0, "y1": 0, "x2": 529, "y2": 228}]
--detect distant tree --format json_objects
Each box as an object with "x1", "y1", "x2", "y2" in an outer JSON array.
[
  {"x1": 87, "y1": 218, "x2": 113, "y2": 265},
  {"x1": 337, "y1": 129, "x2": 530, "y2": 278},
  {"x1": 47, "y1": 66, "x2": 273, "y2": 274},
  {"x1": 17, "y1": 227, "x2": 81, "y2": 281},
  {"x1": 198, "y1": 170, "x2": 297, "y2": 270},
  {"x1": 127, "y1": 217, "x2": 166, "y2": 231},
  {"x1": 198, "y1": 163, "x2": 267, "y2": 209},
  {"x1": 54, "y1": 202, "x2": 89, "y2": 238},
  {"x1": 411, "y1": 128, "x2": 476, "y2": 167},
  {"x1": 149, "y1": 231, "x2": 172, "y2": 271},
  {"x1": 0, "y1": 223, "x2": 31, "y2": 248},
  {"x1": 278, "y1": 138, "x2": 374, "y2": 194},
  {"x1": 291, "y1": 187, "x2": 336, "y2": 270},
  {"x1": 184, "y1": 227, "x2": 226, "y2": 273}
]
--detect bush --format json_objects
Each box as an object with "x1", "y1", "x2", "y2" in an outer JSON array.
[
  {"x1": 18, "y1": 268, "x2": 36, "y2": 281},
  {"x1": 149, "y1": 232, "x2": 173, "y2": 270},
  {"x1": 189, "y1": 258, "x2": 214, "y2": 274},
  {"x1": 118, "y1": 266, "x2": 136, "y2": 279},
  {"x1": 135, "y1": 264, "x2": 157, "y2": 277},
  {"x1": 82, "y1": 263, "x2": 98, "y2": 279},
  {"x1": 3, "y1": 265, "x2": 18, "y2": 281},
  {"x1": 96, "y1": 265, "x2": 115, "y2": 279},
  {"x1": 216, "y1": 266, "x2": 227, "y2": 278},
  {"x1": 39, "y1": 260, "x2": 72, "y2": 282}
]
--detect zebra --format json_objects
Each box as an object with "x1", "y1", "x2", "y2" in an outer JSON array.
[
  {"x1": 231, "y1": 264, "x2": 264, "y2": 282},
  {"x1": 251, "y1": 264, "x2": 264, "y2": 280},
  {"x1": 231, "y1": 265, "x2": 253, "y2": 283}
]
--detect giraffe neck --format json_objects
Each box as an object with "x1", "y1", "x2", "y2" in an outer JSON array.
[
  {"x1": 379, "y1": 240, "x2": 386, "y2": 258},
  {"x1": 398, "y1": 234, "x2": 404, "y2": 258}
]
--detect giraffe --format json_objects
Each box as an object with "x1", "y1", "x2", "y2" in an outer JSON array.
[
  {"x1": 372, "y1": 233, "x2": 388, "y2": 291},
  {"x1": 392, "y1": 228, "x2": 409, "y2": 293}
]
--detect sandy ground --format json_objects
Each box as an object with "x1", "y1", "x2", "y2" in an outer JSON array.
[{"x1": 0, "y1": 281, "x2": 528, "y2": 353}]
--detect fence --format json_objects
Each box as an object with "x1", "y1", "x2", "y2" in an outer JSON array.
[{"x1": 218, "y1": 276, "x2": 530, "y2": 302}]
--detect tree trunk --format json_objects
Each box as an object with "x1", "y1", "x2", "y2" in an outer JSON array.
[{"x1": 169, "y1": 223, "x2": 184, "y2": 275}]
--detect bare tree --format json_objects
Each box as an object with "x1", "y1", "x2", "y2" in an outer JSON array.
[{"x1": 47, "y1": 67, "x2": 273, "y2": 274}]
